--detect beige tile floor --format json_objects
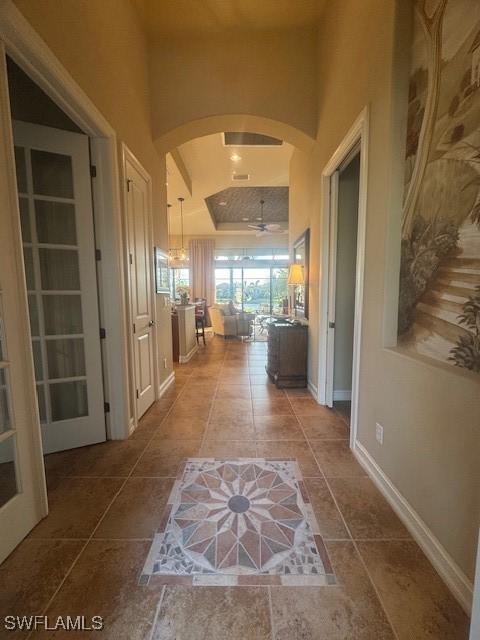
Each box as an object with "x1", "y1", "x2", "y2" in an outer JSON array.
[{"x1": 0, "y1": 336, "x2": 470, "y2": 639}]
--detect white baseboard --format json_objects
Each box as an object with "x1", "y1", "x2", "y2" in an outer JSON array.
[
  {"x1": 308, "y1": 380, "x2": 318, "y2": 399},
  {"x1": 353, "y1": 440, "x2": 473, "y2": 614},
  {"x1": 333, "y1": 389, "x2": 351, "y2": 401},
  {"x1": 179, "y1": 344, "x2": 198, "y2": 363},
  {"x1": 158, "y1": 371, "x2": 175, "y2": 398}
]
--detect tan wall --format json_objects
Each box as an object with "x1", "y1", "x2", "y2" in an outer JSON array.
[
  {"x1": 12, "y1": 0, "x2": 480, "y2": 587},
  {"x1": 288, "y1": 0, "x2": 480, "y2": 580},
  {"x1": 170, "y1": 234, "x2": 288, "y2": 250},
  {"x1": 13, "y1": 0, "x2": 174, "y2": 391},
  {"x1": 149, "y1": 28, "x2": 318, "y2": 143}
]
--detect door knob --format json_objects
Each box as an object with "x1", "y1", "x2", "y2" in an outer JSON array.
[
  {"x1": 148, "y1": 320, "x2": 155, "y2": 327},
  {"x1": 328, "y1": 321, "x2": 335, "y2": 329}
]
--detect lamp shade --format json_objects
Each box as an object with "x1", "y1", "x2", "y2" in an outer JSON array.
[{"x1": 287, "y1": 263, "x2": 304, "y2": 285}]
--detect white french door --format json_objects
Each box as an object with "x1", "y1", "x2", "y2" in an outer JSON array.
[
  {"x1": 0, "y1": 47, "x2": 46, "y2": 562},
  {"x1": 124, "y1": 149, "x2": 155, "y2": 419},
  {"x1": 13, "y1": 121, "x2": 105, "y2": 454}
]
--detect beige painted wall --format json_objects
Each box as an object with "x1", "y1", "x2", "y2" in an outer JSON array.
[
  {"x1": 13, "y1": 0, "x2": 174, "y2": 393},
  {"x1": 10, "y1": 0, "x2": 479, "y2": 589},
  {"x1": 170, "y1": 234, "x2": 288, "y2": 250},
  {"x1": 288, "y1": 0, "x2": 480, "y2": 581},
  {"x1": 149, "y1": 28, "x2": 318, "y2": 143}
]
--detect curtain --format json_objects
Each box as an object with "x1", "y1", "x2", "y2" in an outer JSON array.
[{"x1": 189, "y1": 238, "x2": 215, "y2": 309}]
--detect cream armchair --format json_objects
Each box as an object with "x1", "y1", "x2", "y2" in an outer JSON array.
[{"x1": 210, "y1": 304, "x2": 254, "y2": 338}]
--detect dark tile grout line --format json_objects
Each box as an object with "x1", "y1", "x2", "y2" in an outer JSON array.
[
  {"x1": 27, "y1": 340, "x2": 400, "y2": 640},
  {"x1": 25, "y1": 362, "x2": 201, "y2": 640},
  {"x1": 283, "y1": 391, "x2": 401, "y2": 640}
]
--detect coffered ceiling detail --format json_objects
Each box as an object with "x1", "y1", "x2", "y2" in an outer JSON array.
[{"x1": 205, "y1": 187, "x2": 288, "y2": 228}]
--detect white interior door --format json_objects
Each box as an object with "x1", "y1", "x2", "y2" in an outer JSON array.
[
  {"x1": 325, "y1": 170, "x2": 339, "y2": 408},
  {"x1": 125, "y1": 152, "x2": 155, "y2": 419},
  {"x1": 13, "y1": 121, "x2": 105, "y2": 454},
  {"x1": 0, "y1": 49, "x2": 47, "y2": 562}
]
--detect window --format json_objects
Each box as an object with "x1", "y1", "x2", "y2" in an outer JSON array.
[
  {"x1": 170, "y1": 268, "x2": 190, "y2": 300},
  {"x1": 214, "y1": 247, "x2": 289, "y2": 314},
  {"x1": 214, "y1": 266, "x2": 288, "y2": 314}
]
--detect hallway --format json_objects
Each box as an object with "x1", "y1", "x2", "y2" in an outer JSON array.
[{"x1": 0, "y1": 336, "x2": 468, "y2": 639}]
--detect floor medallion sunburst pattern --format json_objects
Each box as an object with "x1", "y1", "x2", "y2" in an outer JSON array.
[{"x1": 140, "y1": 458, "x2": 336, "y2": 586}]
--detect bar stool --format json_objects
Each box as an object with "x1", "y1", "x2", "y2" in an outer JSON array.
[{"x1": 194, "y1": 298, "x2": 207, "y2": 345}]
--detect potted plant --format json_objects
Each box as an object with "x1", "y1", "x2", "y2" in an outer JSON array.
[{"x1": 176, "y1": 285, "x2": 190, "y2": 305}]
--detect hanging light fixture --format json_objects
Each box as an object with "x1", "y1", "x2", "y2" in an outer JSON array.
[
  {"x1": 178, "y1": 197, "x2": 187, "y2": 261},
  {"x1": 167, "y1": 203, "x2": 175, "y2": 263},
  {"x1": 167, "y1": 198, "x2": 188, "y2": 263}
]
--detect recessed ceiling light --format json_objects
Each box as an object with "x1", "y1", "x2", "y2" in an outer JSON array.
[
  {"x1": 256, "y1": 217, "x2": 262, "y2": 221},
  {"x1": 230, "y1": 153, "x2": 242, "y2": 162},
  {"x1": 242, "y1": 217, "x2": 249, "y2": 221},
  {"x1": 219, "y1": 201, "x2": 227, "y2": 206}
]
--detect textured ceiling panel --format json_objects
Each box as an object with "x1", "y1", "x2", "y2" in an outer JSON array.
[
  {"x1": 205, "y1": 187, "x2": 288, "y2": 226},
  {"x1": 224, "y1": 132, "x2": 283, "y2": 146}
]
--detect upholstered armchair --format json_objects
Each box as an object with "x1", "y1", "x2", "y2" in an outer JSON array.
[{"x1": 210, "y1": 304, "x2": 254, "y2": 338}]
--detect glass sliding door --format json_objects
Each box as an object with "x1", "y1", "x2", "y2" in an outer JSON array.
[
  {"x1": 214, "y1": 268, "x2": 232, "y2": 303},
  {"x1": 214, "y1": 258, "x2": 289, "y2": 315},
  {"x1": 272, "y1": 267, "x2": 288, "y2": 313},
  {"x1": 242, "y1": 268, "x2": 271, "y2": 314}
]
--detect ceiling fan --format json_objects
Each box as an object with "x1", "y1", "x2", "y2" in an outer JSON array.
[{"x1": 248, "y1": 199, "x2": 287, "y2": 237}]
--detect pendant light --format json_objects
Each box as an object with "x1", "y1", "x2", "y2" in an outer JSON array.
[
  {"x1": 167, "y1": 203, "x2": 174, "y2": 263},
  {"x1": 178, "y1": 197, "x2": 187, "y2": 261}
]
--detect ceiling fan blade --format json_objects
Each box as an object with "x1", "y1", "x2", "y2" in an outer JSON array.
[
  {"x1": 248, "y1": 224, "x2": 261, "y2": 230},
  {"x1": 265, "y1": 224, "x2": 281, "y2": 230},
  {"x1": 266, "y1": 228, "x2": 287, "y2": 235}
]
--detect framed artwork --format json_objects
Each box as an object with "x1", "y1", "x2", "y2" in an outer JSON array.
[
  {"x1": 154, "y1": 247, "x2": 170, "y2": 294},
  {"x1": 293, "y1": 228, "x2": 310, "y2": 320}
]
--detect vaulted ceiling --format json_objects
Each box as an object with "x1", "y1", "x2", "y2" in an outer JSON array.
[
  {"x1": 167, "y1": 133, "x2": 293, "y2": 236},
  {"x1": 206, "y1": 187, "x2": 288, "y2": 228}
]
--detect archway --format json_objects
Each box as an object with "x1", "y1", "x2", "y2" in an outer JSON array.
[{"x1": 154, "y1": 113, "x2": 316, "y2": 155}]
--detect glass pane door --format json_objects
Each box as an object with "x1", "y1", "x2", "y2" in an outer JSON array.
[
  {"x1": 13, "y1": 121, "x2": 105, "y2": 453},
  {"x1": 0, "y1": 299, "x2": 19, "y2": 508},
  {"x1": 242, "y1": 268, "x2": 271, "y2": 314}
]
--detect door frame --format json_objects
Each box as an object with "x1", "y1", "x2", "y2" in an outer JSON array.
[
  {"x1": 0, "y1": 1, "x2": 131, "y2": 439},
  {"x1": 122, "y1": 143, "x2": 158, "y2": 430},
  {"x1": 0, "y1": 43, "x2": 48, "y2": 559},
  {"x1": 317, "y1": 107, "x2": 369, "y2": 449}
]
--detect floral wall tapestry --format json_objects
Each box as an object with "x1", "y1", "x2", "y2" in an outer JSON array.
[{"x1": 398, "y1": 0, "x2": 480, "y2": 373}]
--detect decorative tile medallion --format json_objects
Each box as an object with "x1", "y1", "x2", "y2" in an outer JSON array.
[{"x1": 140, "y1": 458, "x2": 336, "y2": 586}]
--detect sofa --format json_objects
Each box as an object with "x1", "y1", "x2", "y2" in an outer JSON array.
[{"x1": 209, "y1": 303, "x2": 254, "y2": 338}]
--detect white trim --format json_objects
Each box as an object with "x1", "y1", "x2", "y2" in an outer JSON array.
[
  {"x1": 317, "y1": 106, "x2": 369, "y2": 451},
  {"x1": 354, "y1": 440, "x2": 473, "y2": 614},
  {"x1": 122, "y1": 144, "x2": 156, "y2": 422},
  {"x1": 0, "y1": 41, "x2": 47, "y2": 562},
  {"x1": 333, "y1": 390, "x2": 351, "y2": 401},
  {"x1": 158, "y1": 371, "x2": 175, "y2": 398},
  {"x1": 307, "y1": 380, "x2": 318, "y2": 398},
  {"x1": 179, "y1": 344, "x2": 199, "y2": 364},
  {"x1": 0, "y1": 1, "x2": 131, "y2": 439},
  {"x1": 470, "y1": 536, "x2": 480, "y2": 640}
]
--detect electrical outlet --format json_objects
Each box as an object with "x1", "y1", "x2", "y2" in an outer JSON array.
[
  {"x1": 375, "y1": 423, "x2": 384, "y2": 445},
  {"x1": 163, "y1": 357, "x2": 167, "y2": 369}
]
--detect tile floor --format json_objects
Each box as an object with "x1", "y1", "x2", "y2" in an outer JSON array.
[
  {"x1": 141, "y1": 458, "x2": 335, "y2": 586},
  {"x1": 0, "y1": 336, "x2": 470, "y2": 639}
]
